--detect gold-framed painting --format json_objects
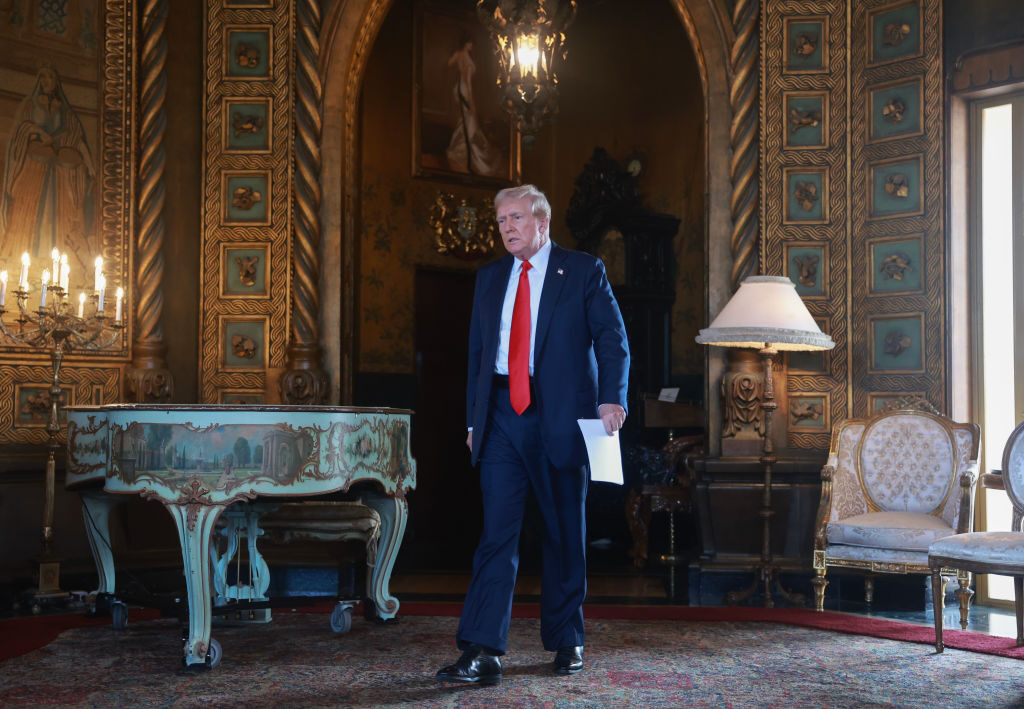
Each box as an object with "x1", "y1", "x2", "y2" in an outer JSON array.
[
  {"x1": 0, "y1": 2, "x2": 132, "y2": 353},
  {"x1": 412, "y1": 0, "x2": 520, "y2": 185}
]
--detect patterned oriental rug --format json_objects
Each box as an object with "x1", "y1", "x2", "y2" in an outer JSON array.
[{"x1": 2, "y1": 609, "x2": 1024, "y2": 708}]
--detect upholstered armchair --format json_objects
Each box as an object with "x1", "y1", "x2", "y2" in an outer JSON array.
[
  {"x1": 929, "y1": 420, "x2": 1024, "y2": 652},
  {"x1": 811, "y1": 402, "x2": 980, "y2": 621}
]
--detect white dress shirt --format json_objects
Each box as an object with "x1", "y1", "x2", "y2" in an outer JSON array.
[{"x1": 494, "y1": 239, "x2": 551, "y2": 375}]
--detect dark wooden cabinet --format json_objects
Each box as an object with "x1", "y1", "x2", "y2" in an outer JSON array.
[{"x1": 690, "y1": 454, "x2": 825, "y2": 569}]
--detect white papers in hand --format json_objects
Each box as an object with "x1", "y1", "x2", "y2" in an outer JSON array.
[{"x1": 577, "y1": 419, "x2": 624, "y2": 485}]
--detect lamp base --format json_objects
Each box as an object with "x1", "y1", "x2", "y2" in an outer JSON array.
[
  {"x1": 33, "y1": 559, "x2": 66, "y2": 600},
  {"x1": 725, "y1": 564, "x2": 806, "y2": 608}
]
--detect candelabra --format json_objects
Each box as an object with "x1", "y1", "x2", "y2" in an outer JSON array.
[{"x1": 0, "y1": 281, "x2": 124, "y2": 601}]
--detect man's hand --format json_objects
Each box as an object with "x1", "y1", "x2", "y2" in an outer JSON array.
[
  {"x1": 598, "y1": 403, "x2": 626, "y2": 435},
  {"x1": 466, "y1": 430, "x2": 473, "y2": 453}
]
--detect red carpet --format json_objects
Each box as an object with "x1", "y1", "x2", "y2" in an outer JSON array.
[
  {"x1": 0, "y1": 607, "x2": 162, "y2": 662},
  {"x1": 4, "y1": 602, "x2": 1022, "y2": 663}
]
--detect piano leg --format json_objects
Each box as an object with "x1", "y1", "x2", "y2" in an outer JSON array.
[
  {"x1": 165, "y1": 502, "x2": 225, "y2": 668},
  {"x1": 79, "y1": 489, "x2": 122, "y2": 597},
  {"x1": 361, "y1": 491, "x2": 407, "y2": 620}
]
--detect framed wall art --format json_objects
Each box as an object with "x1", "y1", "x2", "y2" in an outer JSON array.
[
  {"x1": 868, "y1": 233, "x2": 924, "y2": 295},
  {"x1": 868, "y1": 77, "x2": 923, "y2": 143},
  {"x1": 221, "y1": 243, "x2": 271, "y2": 298},
  {"x1": 223, "y1": 97, "x2": 272, "y2": 153},
  {"x1": 784, "y1": 91, "x2": 828, "y2": 149},
  {"x1": 869, "y1": 313, "x2": 925, "y2": 373},
  {"x1": 412, "y1": 0, "x2": 519, "y2": 185},
  {"x1": 788, "y1": 393, "x2": 830, "y2": 433},
  {"x1": 785, "y1": 242, "x2": 827, "y2": 298},
  {"x1": 867, "y1": 0, "x2": 922, "y2": 67},
  {"x1": 224, "y1": 26, "x2": 272, "y2": 80},
  {"x1": 222, "y1": 170, "x2": 271, "y2": 226},
  {"x1": 220, "y1": 316, "x2": 269, "y2": 371},
  {"x1": 783, "y1": 167, "x2": 828, "y2": 224},
  {"x1": 783, "y1": 16, "x2": 828, "y2": 74},
  {"x1": 868, "y1": 155, "x2": 923, "y2": 220}
]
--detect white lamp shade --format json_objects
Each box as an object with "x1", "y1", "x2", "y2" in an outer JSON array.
[{"x1": 696, "y1": 276, "x2": 835, "y2": 351}]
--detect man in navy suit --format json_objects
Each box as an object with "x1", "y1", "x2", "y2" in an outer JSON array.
[{"x1": 436, "y1": 184, "x2": 629, "y2": 685}]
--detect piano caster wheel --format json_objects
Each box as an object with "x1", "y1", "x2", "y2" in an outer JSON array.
[
  {"x1": 330, "y1": 604, "x2": 353, "y2": 634},
  {"x1": 206, "y1": 638, "x2": 222, "y2": 668},
  {"x1": 111, "y1": 601, "x2": 128, "y2": 630}
]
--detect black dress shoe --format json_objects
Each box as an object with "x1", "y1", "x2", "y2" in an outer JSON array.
[
  {"x1": 553, "y1": 645, "x2": 584, "y2": 675},
  {"x1": 436, "y1": 644, "x2": 502, "y2": 686}
]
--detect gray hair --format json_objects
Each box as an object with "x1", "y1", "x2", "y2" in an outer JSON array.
[{"x1": 494, "y1": 184, "x2": 551, "y2": 220}]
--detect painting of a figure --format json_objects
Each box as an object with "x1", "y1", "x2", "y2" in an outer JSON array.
[
  {"x1": 0, "y1": 66, "x2": 97, "y2": 276},
  {"x1": 414, "y1": 1, "x2": 518, "y2": 185}
]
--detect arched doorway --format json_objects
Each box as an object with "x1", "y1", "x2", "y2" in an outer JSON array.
[{"x1": 319, "y1": 0, "x2": 734, "y2": 572}]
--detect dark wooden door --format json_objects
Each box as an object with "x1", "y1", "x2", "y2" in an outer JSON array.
[{"x1": 408, "y1": 267, "x2": 480, "y2": 570}]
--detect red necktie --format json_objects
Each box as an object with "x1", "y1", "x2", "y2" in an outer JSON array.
[{"x1": 508, "y1": 262, "x2": 532, "y2": 415}]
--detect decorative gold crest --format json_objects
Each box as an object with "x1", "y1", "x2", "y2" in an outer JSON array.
[
  {"x1": 884, "y1": 173, "x2": 910, "y2": 198},
  {"x1": 428, "y1": 192, "x2": 497, "y2": 260},
  {"x1": 880, "y1": 252, "x2": 913, "y2": 280},
  {"x1": 883, "y1": 329, "x2": 912, "y2": 356},
  {"x1": 232, "y1": 334, "x2": 257, "y2": 359},
  {"x1": 883, "y1": 22, "x2": 911, "y2": 46},
  {"x1": 793, "y1": 180, "x2": 820, "y2": 211},
  {"x1": 793, "y1": 254, "x2": 820, "y2": 287},
  {"x1": 882, "y1": 98, "x2": 906, "y2": 123},
  {"x1": 236, "y1": 255, "x2": 259, "y2": 286},
  {"x1": 793, "y1": 32, "x2": 818, "y2": 57},
  {"x1": 790, "y1": 399, "x2": 822, "y2": 423},
  {"x1": 789, "y1": 107, "x2": 822, "y2": 133}
]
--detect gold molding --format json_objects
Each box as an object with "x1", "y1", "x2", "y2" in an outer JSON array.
[
  {"x1": 730, "y1": 0, "x2": 759, "y2": 291},
  {"x1": 0, "y1": 364, "x2": 121, "y2": 445},
  {"x1": 129, "y1": 0, "x2": 174, "y2": 403},
  {"x1": 200, "y1": 0, "x2": 292, "y2": 403},
  {"x1": 282, "y1": 0, "x2": 329, "y2": 405},
  {"x1": 762, "y1": 0, "x2": 848, "y2": 449}
]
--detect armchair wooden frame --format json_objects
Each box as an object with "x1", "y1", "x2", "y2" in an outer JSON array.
[{"x1": 811, "y1": 403, "x2": 980, "y2": 621}]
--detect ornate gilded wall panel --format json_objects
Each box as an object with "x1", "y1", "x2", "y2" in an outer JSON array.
[
  {"x1": 849, "y1": 0, "x2": 944, "y2": 415},
  {"x1": 762, "y1": 0, "x2": 848, "y2": 450},
  {"x1": 761, "y1": 0, "x2": 945, "y2": 447},
  {"x1": 200, "y1": 2, "x2": 293, "y2": 402},
  {"x1": 0, "y1": 1, "x2": 134, "y2": 444},
  {"x1": 0, "y1": 363, "x2": 120, "y2": 445}
]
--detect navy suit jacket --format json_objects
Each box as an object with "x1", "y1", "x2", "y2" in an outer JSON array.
[{"x1": 466, "y1": 243, "x2": 630, "y2": 470}]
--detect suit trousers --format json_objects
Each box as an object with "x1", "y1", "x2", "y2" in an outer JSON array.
[{"x1": 456, "y1": 380, "x2": 588, "y2": 654}]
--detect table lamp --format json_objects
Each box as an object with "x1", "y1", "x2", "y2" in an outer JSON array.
[{"x1": 696, "y1": 275, "x2": 834, "y2": 606}]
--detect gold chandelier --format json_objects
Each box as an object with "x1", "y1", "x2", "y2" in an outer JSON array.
[{"x1": 476, "y1": 0, "x2": 577, "y2": 148}]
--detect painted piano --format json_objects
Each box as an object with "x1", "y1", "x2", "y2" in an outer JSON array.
[{"x1": 65, "y1": 404, "x2": 416, "y2": 668}]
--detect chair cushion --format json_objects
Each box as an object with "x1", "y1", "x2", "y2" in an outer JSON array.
[
  {"x1": 824, "y1": 545, "x2": 928, "y2": 566},
  {"x1": 826, "y1": 511, "x2": 955, "y2": 552},
  {"x1": 929, "y1": 531, "x2": 1024, "y2": 565},
  {"x1": 859, "y1": 415, "x2": 955, "y2": 513}
]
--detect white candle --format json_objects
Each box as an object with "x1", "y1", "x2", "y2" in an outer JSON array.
[
  {"x1": 115, "y1": 287, "x2": 124, "y2": 322},
  {"x1": 94, "y1": 257, "x2": 103, "y2": 292},
  {"x1": 0, "y1": 270, "x2": 7, "y2": 306},
  {"x1": 97, "y1": 274, "x2": 106, "y2": 312},
  {"x1": 60, "y1": 254, "x2": 69, "y2": 291},
  {"x1": 19, "y1": 253, "x2": 29, "y2": 288},
  {"x1": 50, "y1": 249, "x2": 60, "y2": 285},
  {"x1": 40, "y1": 270, "x2": 49, "y2": 308},
  {"x1": 78, "y1": 292, "x2": 85, "y2": 317}
]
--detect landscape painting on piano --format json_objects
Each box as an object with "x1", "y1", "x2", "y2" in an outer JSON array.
[{"x1": 110, "y1": 422, "x2": 315, "y2": 489}]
